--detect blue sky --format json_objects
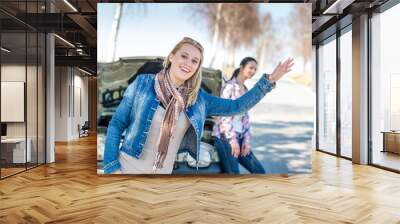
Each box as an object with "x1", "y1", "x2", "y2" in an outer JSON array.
[{"x1": 98, "y1": 3, "x2": 308, "y2": 72}]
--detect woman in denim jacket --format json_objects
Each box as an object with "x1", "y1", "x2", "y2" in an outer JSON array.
[
  {"x1": 212, "y1": 57, "x2": 267, "y2": 174},
  {"x1": 103, "y1": 37, "x2": 294, "y2": 174}
]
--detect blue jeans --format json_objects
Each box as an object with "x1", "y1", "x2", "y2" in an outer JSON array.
[{"x1": 213, "y1": 136, "x2": 266, "y2": 174}]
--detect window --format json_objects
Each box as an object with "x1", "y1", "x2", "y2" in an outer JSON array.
[
  {"x1": 317, "y1": 36, "x2": 337, "y2": 154},
  {"x1": 339, "y1": 29, "x2": 352, "y2": 158},
  {"x1": 371, "y1": 3, "x2": 400, "y2": 171},
  {"x1": 0, "y1": 1, "x2": 47, "y2": 179},
  {"x1": 390, "y1": 74, "x2": 400, "y2": 131}
]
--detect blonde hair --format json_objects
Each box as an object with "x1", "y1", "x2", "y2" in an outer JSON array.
[{"x1": 163, "y1": 37, "x2": 204, "y2": 107}]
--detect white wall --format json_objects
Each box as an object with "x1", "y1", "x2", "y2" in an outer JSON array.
[
  {"x1": 54, "y1": 66, "x2": 68, "y2": 141},
  {"x1": 1, "y1": 82, "x2": 25, "y2": 122},
  {"x1": 1, "y1": 63, "x2": 46, "y2": 164},
  {"x1": 1, "y1": 65, "x2": 26, "y2": 135},
  {"x1": 1, "y1": 65, "x2": 31, "y2": 138},
  {"x1": 71, "y1": 72, "x2": 89, "y2": 139},
  {"x1": 54, "y1": 67, "x2": 89, "y2": 141}
]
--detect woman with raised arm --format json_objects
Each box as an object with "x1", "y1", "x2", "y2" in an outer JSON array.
[
  {"x1": 212, "y1": 57, "x2": 268, "y2": 174},
  {"x1": 103, "y1": 37, "x2": 294, "y2": 174}
]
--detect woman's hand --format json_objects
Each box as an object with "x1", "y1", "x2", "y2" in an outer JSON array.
[
  {"x1": 241, "y1": 143, "x2": 251, "y2": 157},
  {"x1": 268, "y1": 58, "x2": 294, "y2": 83},
  {"x1": 229, "y1": 139, "x2": 241, "y2": 158}
]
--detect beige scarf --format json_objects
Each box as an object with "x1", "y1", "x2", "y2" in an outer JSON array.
[{"x1": 153, "y1": 69, "x2": 189, "y2": 170}]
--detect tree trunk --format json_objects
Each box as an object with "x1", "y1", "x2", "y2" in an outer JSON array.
[
  {"x1": 109, "y1": 3, "x2": 123, "y2": 62},
  {"x1": 257, "y1": 38, "x2": 267, "y2": 72},
  {"x1": 208, "y1": 3, "x2": 222, "y2": 68},
  {"x1": 229, "y1": 47, "x2": 235, "y2": 69},
  {"x1": 222, "y1": 31, "x2": 232, "y2": 76}
]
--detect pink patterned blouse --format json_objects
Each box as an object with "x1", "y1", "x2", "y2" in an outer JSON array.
[{"x1": 212, "y1": 77, "x2": 252, "y2": 149}]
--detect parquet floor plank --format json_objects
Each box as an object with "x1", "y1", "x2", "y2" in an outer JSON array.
[{"x1": 0, "y1": 135, "x2": 399, "y2": 223}]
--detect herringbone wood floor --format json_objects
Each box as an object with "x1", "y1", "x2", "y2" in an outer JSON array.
[{"x1": 1, "y1": 134, "x2": 400, "y2": 224}]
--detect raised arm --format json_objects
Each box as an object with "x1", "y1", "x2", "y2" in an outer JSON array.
[
  {"x1": 204, "y1": 73, "x2": 274, "y2": 117},
  {"x1": 103, "y1": 80, "x2": 138, "y2": 174},
  {"x1": 204, "y1": 58, "x2": 294, "y2": 117}
]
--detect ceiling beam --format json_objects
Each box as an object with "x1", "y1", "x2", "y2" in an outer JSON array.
[
  {"x1": 323, "y1": 0, "x2": 356, "y2": 14},
  {"x1": 67, "y1": 13, "x2": 97, "y2": 44},
  {"x1": 55, "y1": 55, "x2": 96, "y2": 71}
]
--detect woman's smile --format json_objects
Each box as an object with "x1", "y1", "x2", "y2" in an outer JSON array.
[{"x1": 179, "y1": 65, "x2": 191, "y2": 74}]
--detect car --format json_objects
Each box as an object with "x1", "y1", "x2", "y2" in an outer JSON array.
[{"x1": 97, "y1": 56, "x2": 224, "y2": 174}]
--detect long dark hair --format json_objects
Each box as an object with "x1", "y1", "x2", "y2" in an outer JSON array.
[{"x1": 230, "y1": 57, "x2": 257, "y2": 81}]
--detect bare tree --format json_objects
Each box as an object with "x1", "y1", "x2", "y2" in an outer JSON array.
[
  {"x1": 188, "y1": 3, "x2": 261, "y2": 73},
  {"x1": 188, "y1": 3, "x2": 223, "y2": 68},
  {"x1": 209, "y1": 3, "x2": 223, "y2": 68},
  {"x1": 220, "y1": 4, "x2": 261, "y2": 72},
  {"x1": 109, "y1": 3, "x2": 123, "y2": 62},
  {"x1": 290, "y1": 4, "x2": 312, "y2": 72},
  {"x1": 108, "y1": 4, "x2": 147, "y2": 62},
  {"x1": 255, "y1": 12, "x2": 284, "y2": 72}
]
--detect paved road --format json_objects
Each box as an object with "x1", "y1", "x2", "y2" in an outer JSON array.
[{"x1": 240, "y1": 78, "x2": 314, "y2": 174}]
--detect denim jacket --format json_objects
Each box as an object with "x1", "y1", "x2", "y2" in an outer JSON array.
[{"x1": 103, "y1": 73, "x2": 274, "y2": 174}]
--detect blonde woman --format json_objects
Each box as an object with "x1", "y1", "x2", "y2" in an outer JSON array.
[{"x1": 103, "y1": 37, "x2": 294, "y2": 174}]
